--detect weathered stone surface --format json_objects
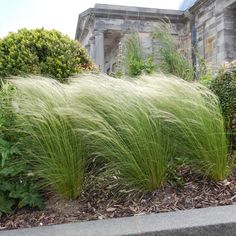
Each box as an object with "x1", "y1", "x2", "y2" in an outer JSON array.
[{"x1": 75, "y1": 1, "x2": 236, "y2": 73}]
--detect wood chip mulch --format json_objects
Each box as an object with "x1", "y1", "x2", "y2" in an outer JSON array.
[{"x1": 1, "y1": 168, "x2": 236, "y2": 231}]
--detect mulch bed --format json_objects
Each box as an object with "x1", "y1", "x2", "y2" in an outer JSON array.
[{"x1": 1, "y1": 167, "x2": 236, "y2": 230}]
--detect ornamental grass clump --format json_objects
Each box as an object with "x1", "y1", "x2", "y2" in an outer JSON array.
[
  {"x1": 144, "y1": 76, "x2": 229, "y2": 180},
  {"x1": 67, "y1": 74, "x2": 229, "y2": 184},
  {"x1": 12, "y1": 73, "x2": 230, "y2": 197},
  {"x1": 66, "y1": 75, "x2": 172, "y2": 191},
  {"x1": 120, "y1": 33, "x2": 155, "y2": 77},
  {"x1": 152, "y1": 23, "x2": 195, "y2": 81},
  {"x1": 13, "y1": 78, "x2": 86, "y2": 199}
]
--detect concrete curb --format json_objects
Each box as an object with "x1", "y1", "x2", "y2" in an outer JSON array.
[{"x1": 1, "y1": 205, "x2": 236, "y2": 236}]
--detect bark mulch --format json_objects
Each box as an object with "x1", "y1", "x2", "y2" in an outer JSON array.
[{"x1": 1, "y1": 168, "x2": 236, "y2": 230}]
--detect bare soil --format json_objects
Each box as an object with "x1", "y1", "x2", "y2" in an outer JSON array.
[{"x1": 1, "y1": 168, "x2": 236, "y2": 230}]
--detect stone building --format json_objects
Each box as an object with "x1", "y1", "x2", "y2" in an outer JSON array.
[{"x1": 75, "y1": 0, "x2": 236, "y2": 73}]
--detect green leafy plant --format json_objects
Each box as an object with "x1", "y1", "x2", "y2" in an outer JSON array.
[
  {"x1": 0, "y1": 82, "x2": 43, "y2": 216},
  {"x1": 0, "y1": 151, "x2": 43, "y2": 215},
  {"x1": 199, "y1": 74, "x2": 212, "y2": 87},
  {"x1": 0, "y1": 138, "x2": 19, "y2": 167},
  {"x1": 0, "y1": 28, "x2": 94, "y2": 82}
]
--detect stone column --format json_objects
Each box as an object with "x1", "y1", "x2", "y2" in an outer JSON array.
[
  {"x1": 89, "y1": 37, "x2": 95, "y2": 61},
  {"x1": 215, "y1": 5, "x2": 226, "y2": 66},
  {"x1": 216, "y1": 0, "x2": 236, "y2": 65},
  {"x1": 223, "y1": 8, "x2": 236, "y2": 62},
  {"x1": 95, "y1": 31, "x2": 105, "y2": 72}
]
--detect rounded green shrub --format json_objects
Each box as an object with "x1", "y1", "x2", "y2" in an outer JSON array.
[
  {"x1": 0, "y1": 28, "x2": 94, "y2": 82},
  {"x1": 210, "y1": 61, "x2": 236, "y2": 149}
]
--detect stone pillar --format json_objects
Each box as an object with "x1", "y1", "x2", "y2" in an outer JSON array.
[
  {"x1": 216, "y1": 0, "x2": 236, "y2": 65},
  {"x1": 89, "y1": 37, "x2": 95, "y2": 61},
  {"x1": 216, "y1": 12, "x2": 225, "y2": 65},
  {"x1": 224, "y1": 8, "x2": 236, "y2": 62},
  {"x1": 95, "y1": 31, "x2": 105, "y2": 72}
]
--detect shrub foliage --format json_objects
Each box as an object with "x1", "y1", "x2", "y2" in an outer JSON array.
[
  {"x1": 0, "y1": 82, "x2": 43, "y2": 217},
  {"x1": 210, "y1": 61, "x2": 236, "y2": 120},
  {"x1": 210, "y1": 61, "x2": 236, "y2": 149},
  {"x1": 0, "y1": 28, "x2": 94, "y2": 82}
]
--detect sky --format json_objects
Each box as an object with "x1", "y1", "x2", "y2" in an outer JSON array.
[{"x1": 0, "y1": 0, "x2": 184, "y2": 39}]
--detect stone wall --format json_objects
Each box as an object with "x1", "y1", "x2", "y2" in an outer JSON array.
[
  {"x1": 188, "y1": 0, "x2": 236, "y2": 70},
  {"x1": 76, "y1": 4, "x2": 183, "y2": 73},
  {"x1": 75, "y1": 1, "x2": 236, "y2": 73},
  {"x1": 189, "y1": 0, "x2": 218, "y2": 69}
]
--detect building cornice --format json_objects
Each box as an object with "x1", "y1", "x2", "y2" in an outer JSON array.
[
  {"x1": 75, "y1": 4, "x2": 184, "y2": 40},
  {"x1": 188, "y1": 0, "x2": 214, "y2": 12}
]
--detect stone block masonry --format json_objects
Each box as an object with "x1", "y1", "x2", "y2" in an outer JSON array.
[{"x1": 75, "y1": 1, "x2": 236, "y2": 73}]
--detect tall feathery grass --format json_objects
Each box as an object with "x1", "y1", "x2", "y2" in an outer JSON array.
[
  {"x1": 68, "y1": 74, "x2": 229, "y2": 181},
  {"x1": 121, "y1": 33, "x2": 155, "y2": 77},
  {"x1": 65, "y1": 76, "x2": 173, "y2": 191},
  {"x1": 13, "y1": 78, "x2": 85, "y2": 199},
  {"x1": 152, "y1": 23, "x2": 195, "y2": 81},
  {"x1": 143, "y1": 77, "x2": 229, "y2": 180},
  {"x1": 12, "y1": 74, "x2": 230, "y2": 197}
]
